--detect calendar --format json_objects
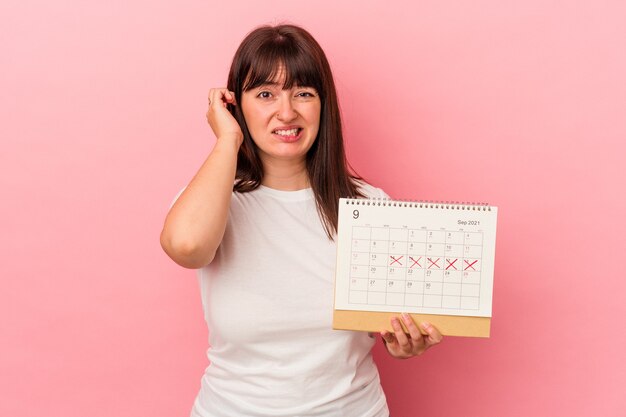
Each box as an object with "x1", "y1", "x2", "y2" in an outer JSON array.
[{"x1": 333, "y1": 198, "x2": 498, "y2": 336}]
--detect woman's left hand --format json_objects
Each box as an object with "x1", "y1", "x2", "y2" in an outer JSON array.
[{"x1": 380, "y1": 313, "x2": 443, "y2": 359}]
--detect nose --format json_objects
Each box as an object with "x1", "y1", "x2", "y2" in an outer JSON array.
[{"x1": 276, "y1": 95, "x2": 297, "y2": 122}]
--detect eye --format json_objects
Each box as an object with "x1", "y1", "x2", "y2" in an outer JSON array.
[
  {"x1": 296, "y1": 90, "x2": 317, "y2": 98},
  {"x1": 257, "y1": 91, "x2": 272, "y2": 99}
]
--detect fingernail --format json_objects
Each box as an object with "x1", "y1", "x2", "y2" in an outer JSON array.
[
  {"x1": 401, "y1": 312, "x2": 410, "y2": 321},
  {"x1": 421, "y1": 322, "x2": 431, "y2": 330}
]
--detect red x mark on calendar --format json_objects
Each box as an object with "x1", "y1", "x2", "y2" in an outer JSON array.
[
  {"x1": 464, "y1": 260, "x2": 478, "y2": 271},
  {"x1": 445, "y1": 258, "x2": 458, "y2": 270},
  {"x1": 409, "y1": 256, "x2": 422, "y2": 268},
  {"x1": 390, "y1": 255, "x2": 403, "y2": 266},
  {"x1": 427, "y1": 257, "x2": 440, "y2": 269}
]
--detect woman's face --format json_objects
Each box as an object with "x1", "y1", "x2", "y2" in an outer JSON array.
[{"x1": 241, "y1": 72, "x2": 321, "y2": 165}]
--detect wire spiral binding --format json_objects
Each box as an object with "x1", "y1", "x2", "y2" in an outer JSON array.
[{"x1": 344, "y1": 197, "x2": 492, "y2": 211}]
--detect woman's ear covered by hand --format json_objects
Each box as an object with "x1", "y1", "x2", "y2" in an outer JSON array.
[{"x1": 206, "y1": 88, "x2": 243, "y2": 145}]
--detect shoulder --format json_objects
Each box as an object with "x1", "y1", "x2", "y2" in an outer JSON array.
[{"x1": 353, "y1": 179, "x2": 391, "y2": 199}]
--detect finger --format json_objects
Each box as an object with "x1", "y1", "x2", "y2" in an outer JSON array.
[
  {"x1": 208, "y1": 88, "x2": 217, "y2": 105},
  {"x1": 421, "y1": 322, "x2": 443, "y2": 345},
  {"x1": 209, "y1": 88, "x2": 237, "y2": 109},
  {"x1": 390, "y1": 317, "x2": 410, "y2": 351},
  {"x1": 380, "y1": 330, "x2": 395, "y2": 345},
  {"x1": 207, "y1": 89, "x2": 216, "y2": 110},
  {"x1": 401, "y1": 313, "x2": 425, "y2": 345},
  {"x1": 208, "y1": 88, "x2": 225, "y2": 109},
  {"x1": 225, "y1": 90, "x2": 237, "y2": 105}
]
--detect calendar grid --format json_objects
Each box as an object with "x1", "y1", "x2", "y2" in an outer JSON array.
[{"x1": 349, "y1": 225, "x2": 484, "y2": 313}]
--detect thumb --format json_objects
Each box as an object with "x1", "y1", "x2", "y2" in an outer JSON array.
[{"x1": 380, "y1": 331, "x2": 395, "y2": 344}]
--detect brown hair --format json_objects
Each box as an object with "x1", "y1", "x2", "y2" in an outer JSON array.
[{"x1": 226, "y1": 24, "x2": 364, "y2": 239}]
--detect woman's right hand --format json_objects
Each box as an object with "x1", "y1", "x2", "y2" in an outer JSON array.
[{"x1": 206, "y1": 88, "x2": 244, "y2": 146}]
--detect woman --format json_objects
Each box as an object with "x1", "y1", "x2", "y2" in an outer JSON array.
[{"x1": 160, "y1": 24, "x2": 442, "y2": 417}]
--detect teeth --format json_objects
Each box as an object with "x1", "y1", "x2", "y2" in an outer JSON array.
[{"x1": 274, "y1": 128, "x2": 299, "y2": 136}]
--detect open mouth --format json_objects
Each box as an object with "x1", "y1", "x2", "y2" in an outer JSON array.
[{"x1": 272, "y1": 128, "x2": 303, "y2": 137}]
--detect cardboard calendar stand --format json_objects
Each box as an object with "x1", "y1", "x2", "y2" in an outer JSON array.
[
  {"x1": 333, "y1": 198, "x2": 497, "y2": 339},
  {"x1": 332, "y1": 309, "x2": 491, "y2": 338}
]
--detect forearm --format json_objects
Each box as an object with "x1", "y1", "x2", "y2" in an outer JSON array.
[{"x1": 160, "y1": 137, "x2": 240, "y2": 268}]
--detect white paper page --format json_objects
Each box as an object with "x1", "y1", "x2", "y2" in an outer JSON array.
[{"x1": 334, "y1": 199, "x2": 497, "y2": 317}]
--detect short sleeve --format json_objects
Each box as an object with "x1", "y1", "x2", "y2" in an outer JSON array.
[
  {"x1": 355, "y1": 180, "x2": 391, "y2": 200},
  {"x1": 168, "y1": 187, "x2": 187, "y2": 209}
]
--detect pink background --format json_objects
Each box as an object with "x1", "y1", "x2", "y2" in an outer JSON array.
[{"x1": 2, "y1": 1, "x2": 625, "y2": 416}]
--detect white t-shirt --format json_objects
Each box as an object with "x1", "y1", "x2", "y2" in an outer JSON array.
[{"x1": 190, "y1": 183, "x2": 390, "y2": 417}]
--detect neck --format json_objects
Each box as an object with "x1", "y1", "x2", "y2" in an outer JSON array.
[{"x1": 260, "y1": 155, "x2": 310, "y2": 191}]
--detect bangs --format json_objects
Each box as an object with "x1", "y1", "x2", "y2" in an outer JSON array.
[{"x1": 241, "y1": 41, "x2": 324, "y2": 94}]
